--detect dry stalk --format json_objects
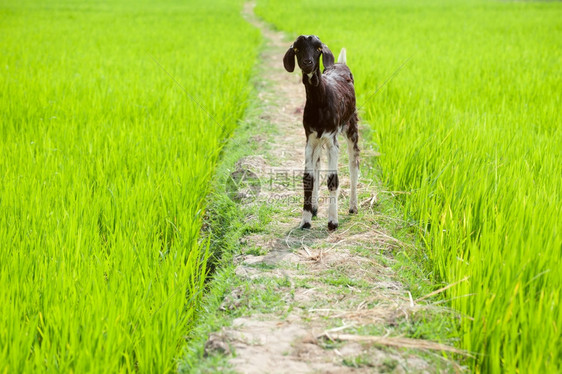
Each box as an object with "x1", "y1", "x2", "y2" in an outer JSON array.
[
  {"x1": 416, "y1": 276, "x2": 470, "y2": 302},
  {"x1": 408, "y1": 291, "x2": 415, "y2": 307},
  {"x1": 318, "y1": 333, "x2": 471, "y2": 356}
]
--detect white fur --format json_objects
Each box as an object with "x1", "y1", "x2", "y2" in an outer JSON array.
[
  {"x1": 300, "y1": 210, "x2": 313, "y2": 228},
  {"x1": 312, "y1": 145, "x2": 322, "y2": 213},
  {"x1": 301, "y1": 131, "x2": 344, "y2": 229},
  {"x1": 301, "y1": 135, "x2": 318, "y2": 228}
]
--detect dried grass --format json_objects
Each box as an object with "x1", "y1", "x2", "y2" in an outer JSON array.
[{"x1": 319, "y1": 333, "x2": 471, "y2": 356}]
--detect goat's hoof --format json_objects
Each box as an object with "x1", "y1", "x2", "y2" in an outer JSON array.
[
  {"x1": 300, "y1": 222, "x2": 311, "y2": 230},
  {"x1": 349, "y1": 207, "x2": 358, "y2": 214},
  {"x1": 311, "y1": 207, "x2": 318, "y2": 218},
  {"x1": 327, "y1": 221, "x2": 339, "y2": 231}
]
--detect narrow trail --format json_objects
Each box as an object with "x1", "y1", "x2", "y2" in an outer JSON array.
[{"x1": 201, "y1": 3, "x2": 464, "y2": 373}]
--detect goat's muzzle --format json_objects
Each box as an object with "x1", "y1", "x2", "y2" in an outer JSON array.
[{"x1": 300, "y1": 63, "x2": 315, "y2": 75}]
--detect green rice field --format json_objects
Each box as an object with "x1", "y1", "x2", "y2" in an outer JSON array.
[
  {"x1": 0, "y1": 0, "x2": 258, "y2": 371},
  {"x1": 1, "y1": 0, "x2": 560, "y2": 372},
  {"x1": 257, "y1": 0, "x2": 561, "y2": 372}
]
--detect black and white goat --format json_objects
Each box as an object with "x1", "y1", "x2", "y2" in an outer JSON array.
[{"x1": 283, "y1": 35, "x2": 360, "y2": 231}]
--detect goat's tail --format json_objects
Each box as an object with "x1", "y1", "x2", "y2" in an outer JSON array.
[{"x1": 337, "y1": 48, "x2": 347, "y2": 64}]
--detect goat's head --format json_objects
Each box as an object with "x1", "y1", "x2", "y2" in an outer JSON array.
[{"x1": 283, "y1": 35, "x2": 334, "y2": 78}]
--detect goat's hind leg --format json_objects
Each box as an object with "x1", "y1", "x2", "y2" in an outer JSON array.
[
  {"x1": 327, "y1": 135, "x2": 339, "y2": 231},
  {"x1": 346, "y1": 120, "x2": 360, "y2": 214}
]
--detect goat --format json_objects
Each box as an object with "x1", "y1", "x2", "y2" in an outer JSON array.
[{"x1": 283, "y1": 35, "x2": 360, "y2": 231}]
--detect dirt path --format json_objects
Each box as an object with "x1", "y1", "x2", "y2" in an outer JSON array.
[{"x1": 200, "y1": 3, "x2": 465, "y2": 373}]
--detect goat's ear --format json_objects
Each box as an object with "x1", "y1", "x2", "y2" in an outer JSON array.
[
  {"x1": 321, "y1": 44, "x2": 335, "y2": 69},
  {"x1": 283, "y1": 46, "x2": 296, "y2": 72}
]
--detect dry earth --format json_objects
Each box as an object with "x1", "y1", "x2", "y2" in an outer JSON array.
[{"x1": 201, "y1": 2, "x2": 466, "y2": 373}]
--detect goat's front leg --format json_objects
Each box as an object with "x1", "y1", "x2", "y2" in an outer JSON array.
[
  {"x1": 327, "y1": 135, "x2": 339, "y2": 230},
  {"x1": 300, "y1": 138, "x2": 316, "y2": 229},
  {"x1": 312, "y1": 146, "x2": 322, "y2": 217}
]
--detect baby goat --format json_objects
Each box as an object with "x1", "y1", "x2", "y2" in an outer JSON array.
[{"x1": 283, "y1": 35, "x2": 359, "y2": 231}]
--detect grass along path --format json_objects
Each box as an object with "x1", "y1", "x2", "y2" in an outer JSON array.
[{"x1": 184, "y1": 3, "x2": 468, "y2": 372}]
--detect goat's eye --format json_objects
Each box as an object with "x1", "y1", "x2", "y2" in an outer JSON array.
[
  {"x1": 294, "y1": 48, "x2": 298, "y2": 53},
  {"x1": 317, "y1": 47, "x2": 322, "y2": 52}
]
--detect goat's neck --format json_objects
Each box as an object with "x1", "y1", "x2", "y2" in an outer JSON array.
[{"x1": 303, "y1": 68, "x2": 326, "y2": 105}]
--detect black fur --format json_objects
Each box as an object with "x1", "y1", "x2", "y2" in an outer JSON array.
[
  {"x1": 303, "y1": 172, "x2": 314, "y2": 213},
  {"x1": 327, "y1": 173, "x2": 339, "y2": 191}
]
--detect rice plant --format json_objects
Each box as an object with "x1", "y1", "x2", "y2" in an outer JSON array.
[
  {"x1": 0, "y1": 0, "x2": 259, "y2": 371},
  {"x1": 256, "y1": 0, "x2": 562, "y2": 371}
]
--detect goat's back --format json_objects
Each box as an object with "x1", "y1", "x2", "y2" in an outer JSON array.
[
  {"x1": 317, "y1": 64, "x2": 356, "y2": 129},
  {"x1": 324, "y1": 64, "x2": 354, "y2": 89}
]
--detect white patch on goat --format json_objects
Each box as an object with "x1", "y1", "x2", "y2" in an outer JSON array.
[
  {"x1": 305, "y1": 132, "x2": 321, "y2": 169},
  {"x1": 300, "y1": 210, "x2": 313, "y2": 228},
  {"x1": 321, "y1": 131, "x2": 336, "y2": 140},
  {"x1": 312, "y1": 145, "x2": 322, "y2": 212},
  {"x1": 301, "y1": 136, "x2": 318, "y2": 228},
  {"x1": 301, "y1": 131, "x2": 328, "y2": 226}
]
